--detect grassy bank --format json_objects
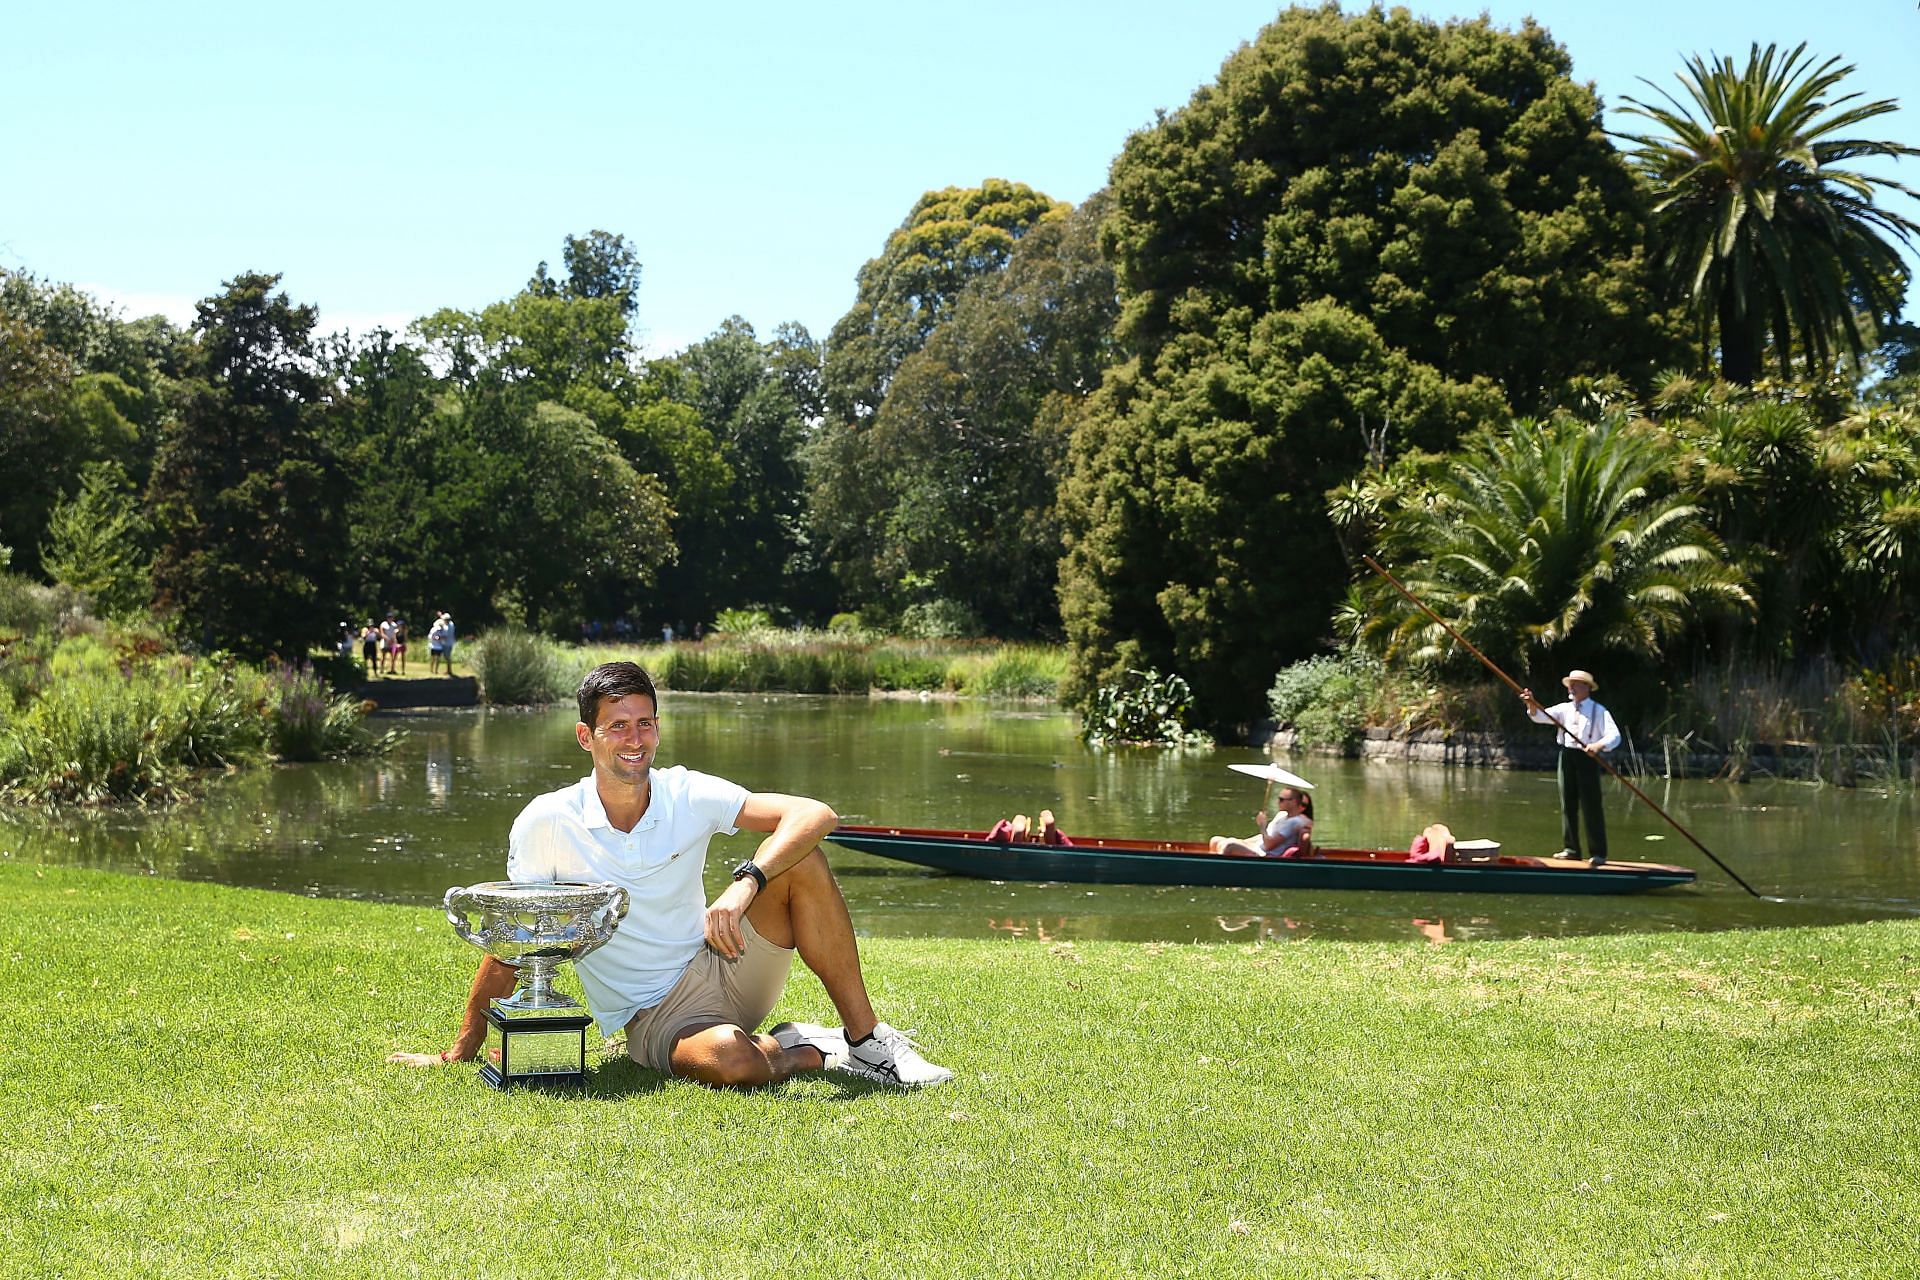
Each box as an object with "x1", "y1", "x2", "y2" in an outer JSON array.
[
  {"x1": 5, "y1": 864, "x2": 1917, "y2": 1277},
  {"x1": 0, "y1": 627, "x2": 388, "y2": 805},
  {"x1": 468, "y1": 627, "x2": 1069, "y2": 705}
]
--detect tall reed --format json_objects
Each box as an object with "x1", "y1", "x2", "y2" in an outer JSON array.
[{"x1": 470, "y1": 629, "x2": 570, "y2": 706}]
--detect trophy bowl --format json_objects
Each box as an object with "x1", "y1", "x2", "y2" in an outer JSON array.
[{"x1": 443, "y1": 880, "x2": 630, "y2": 1088}]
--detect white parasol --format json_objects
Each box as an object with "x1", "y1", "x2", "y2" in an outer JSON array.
[{"x1": 1226, "y1": 762, "x2": 1315, "y2": 790}]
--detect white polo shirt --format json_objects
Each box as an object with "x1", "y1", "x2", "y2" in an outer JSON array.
[{"x1": 506, "y1": 766, "x2": 750, "y2": 1034}]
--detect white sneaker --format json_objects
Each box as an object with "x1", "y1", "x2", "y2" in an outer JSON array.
[
  {"x1": 843, "y1": 1022, "x2": 954, "y2": 1087},
  {"x1": 769, "y1": 1021, "x2": 848, "y2": 1070}
]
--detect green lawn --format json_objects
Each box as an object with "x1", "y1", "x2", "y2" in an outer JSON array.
[{"x1": 5, "y1": 863, "x2": 1916, "y2": 1278}]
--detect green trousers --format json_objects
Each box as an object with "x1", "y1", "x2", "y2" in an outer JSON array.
[{"x1": 1557, "y1": 747, "x2": 1607, "y2": 858}]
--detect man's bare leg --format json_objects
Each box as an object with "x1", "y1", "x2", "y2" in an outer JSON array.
[
  {"x1": 747, "y1": 846, "x2": 878, "y2": 1041},
  {"x1": 665, "y1": 1021, "x2": 823, "y2": 1088}
]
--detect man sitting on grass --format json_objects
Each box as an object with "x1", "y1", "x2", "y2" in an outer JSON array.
[{"x1": 389, "y1": 660, "x2": 951, "y2": 1088}]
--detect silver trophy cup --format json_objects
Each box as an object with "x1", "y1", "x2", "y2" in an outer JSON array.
[{"x1": 444, "y1": 880, "x2": 630, "y2": 1088}]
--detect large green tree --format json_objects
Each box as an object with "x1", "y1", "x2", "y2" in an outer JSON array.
[
  {"x1": 823, "y1": 180, "x2": 1067, "y2": 424},
  {"x1": 329, "y1": 331, "x2": 675, "y2": 633},
  {"x1": 0, "y1": 302, "x2": 79, "y2": 579},
  {"x1": 1062, "y1": 300, "x2": 1505, "y2": 719},
  {"x1": 147, "y1": 273, "x2": 350, "y2": 658},
  {"x1": 414, "y1": 231, "x2": 643, "y2": 418},
  {"x1": 808, "y1": 196, "x2": 1120, "y2": 634},
  {"x1": 1621, "y1": 43, "x2": 1920, "y2": 385},
  {"x1": 1061, "y1": 4, "x2": 1666, "y2": 726},
  {"x1": 0, "y1": 272, "x2": 165, "y2": 578},
  {"x1": 643, "y1": 318, "x2": 823, "y2": 628},
  {"x1": 1100, "y1": 4, "x2": 1676, "y2": 404}
]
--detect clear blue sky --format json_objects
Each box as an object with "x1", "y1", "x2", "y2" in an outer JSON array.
[{"x1": 5, "y1": 0, "x2": 1917, "y2": 356}]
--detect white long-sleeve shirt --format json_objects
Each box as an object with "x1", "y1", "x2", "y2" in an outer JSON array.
[{"x1": 1528, "y1": 696, "x2": 1621, "y2": 752}]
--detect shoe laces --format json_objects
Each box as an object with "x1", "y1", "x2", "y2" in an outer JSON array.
[{"x1": 868, "y1": 1024, "x2": 925, "y2": 1058}]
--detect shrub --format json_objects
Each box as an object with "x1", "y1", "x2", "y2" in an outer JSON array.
[
  {"x1": 152, "y1": 657, "x2": 273, "y2": 769},
  {"x1": 267, "y1": 664, "x2": 389, "y2": 762},
  {"x1": 1081, "y1": 667, "x2": 1213, "y2": 746},
  {"x1": 0, "y1": 658, "x2": 270, "y2": 804},
  {"x1": 1267, "y1": 653, "x2": 1388, "y2": 750},
  {"x1": 306, "y1": 651, "x2": 365, "y2": 692},
  {"x1": 899, "y1": 598, "x2": 979, "y2": 640},
  {"x1": 0, "y1": 572, "x2": 90, "y2": 637},
  {"x1": 471, "y1": 628, "x2": 568, "y2": 706},
  {"x1": 871, "y1": 648, "x2": 950, "y2": 691},
  {"x1": 1841, "y1": 653, "x2": 1920, "y2": 745},
  {"x1": 648, "y1": 639, "x2": 868, "y2": 694},
  {"x1": 1267, "y1": 656, "x2": 1346, "y2": 727},
  {"x1": 712, "y1": 607, "x2": 775, "y2": 635}
]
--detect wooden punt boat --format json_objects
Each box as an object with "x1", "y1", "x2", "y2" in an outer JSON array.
[{"x1": 825, "y1": 825, "x2": 1696, "y2": 894}]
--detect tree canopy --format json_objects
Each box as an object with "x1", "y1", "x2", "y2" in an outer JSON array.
[
  {"x1": 809, "y1": 195, "x2": 1119, "y2": 633},
  {"x1": 147, "y1": 273, "x2": 349, "y2": 659},
  {"x1": 823, "y1": 180, "x2": 1068, "y2": 425},
  {"x1": 1061, "y1": 3, "x2": 1674, "y2": 726}
]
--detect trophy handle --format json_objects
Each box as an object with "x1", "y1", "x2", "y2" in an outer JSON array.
[
  {"x1": 443, "y1": 886, "x2": 481, "y2": 947},
  {"x1": 590, "y1": 884, "x2": 630, "y2": 935}
]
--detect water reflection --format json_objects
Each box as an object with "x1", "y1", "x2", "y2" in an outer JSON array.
[
  {"x1": 425, "y1": 736, "x2": 454, "y2": 806},
  {"x1": 3, "y1": 694, "x2": 1917, "y2": 944}
]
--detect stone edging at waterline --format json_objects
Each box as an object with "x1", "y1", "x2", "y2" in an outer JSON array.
[
  {"x1": 1259, "y1": 725, "x2": 1918, "y2": 784},
  {"x1": 351, "y1": 676, "x2": 479, "y2": 709}
]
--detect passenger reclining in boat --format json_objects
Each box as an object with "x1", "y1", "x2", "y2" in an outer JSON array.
[
  {"x1": 984, "y1": 810, "x2": 1074, "y2": 846},
  {"x1": 1209, "y1": 788, "x2": 1314, "y2": 858},
  {"x1": 1406, "y1": 823, "x2": 1455, "y2": 864}
]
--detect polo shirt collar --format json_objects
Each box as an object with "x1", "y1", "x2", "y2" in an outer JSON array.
[{"x1": 577, "y1": 774, "x2": 664, "y2": 832}]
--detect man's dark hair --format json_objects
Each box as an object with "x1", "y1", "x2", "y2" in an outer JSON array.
[{"x1": 577, "y1": 661, "x2": 657, "y2": 728}]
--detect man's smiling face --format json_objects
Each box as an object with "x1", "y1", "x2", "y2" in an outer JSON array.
[{"x1": 575, "y1": 692, "x2": 660, "y2": 787}]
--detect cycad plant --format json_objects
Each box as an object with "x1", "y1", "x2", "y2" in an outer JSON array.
[
  {"x1": 1657, "y1": 395, "x2": 1845, "y2": 644},
  {"x1": 1354, "y1": 416, "x2": 1752, "y2": 676},
  {"x1": 1620, "y1": 43, "x2": 1920, "y2": 384}
]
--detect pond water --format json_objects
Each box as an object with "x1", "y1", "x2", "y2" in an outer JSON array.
[{"x1": 5, "y1": 694, "x2": 1917, "y2": 944}]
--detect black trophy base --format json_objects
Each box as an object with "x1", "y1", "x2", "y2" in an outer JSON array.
[{"x1": 478, "y1": 1005, "x2": 593, "y2": 1090}]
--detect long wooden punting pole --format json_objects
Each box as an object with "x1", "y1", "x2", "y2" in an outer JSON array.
[{"x1": 1362, "y1": 556, "x2": 1764, "y2": 899}]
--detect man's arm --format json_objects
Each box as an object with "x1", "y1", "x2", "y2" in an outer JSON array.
[
  {"x1": 386, "y1": 955, "x2": 518, "y2": 1067},
  {"x1": 702, "y1": 792, "x2": 838, "y2": 958},
  {"x1": 1589, "y1": 704, "x2": 1623, "y2": 755}
]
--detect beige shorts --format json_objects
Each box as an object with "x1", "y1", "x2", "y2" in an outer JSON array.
[{"x1": 624, "y1": 918, "x2": 794, "y2": 1071}]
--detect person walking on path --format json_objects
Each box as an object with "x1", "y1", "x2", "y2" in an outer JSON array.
[
  {"x1": 1520, "y1": 669, "x2": 1621, "y2": 866},
  {"x1": 389, "y1": 661, "x2": 952, "y2": 1089}
]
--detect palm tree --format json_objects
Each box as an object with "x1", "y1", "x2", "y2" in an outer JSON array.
[
  {"x1": 1353, "y1": 415, "x2": 1752, "y2": 675},
  {"x1": 1621, "y1": 43, "x2": 1920, "y2": 384}
]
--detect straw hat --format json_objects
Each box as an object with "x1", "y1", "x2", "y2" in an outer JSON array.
[{"x1": 1561, "y1": 669, "x2": 1598, "y2": 691}]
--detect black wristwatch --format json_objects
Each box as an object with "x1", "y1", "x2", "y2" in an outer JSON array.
[{"x1": 731, "y1": 860, "x2": 767, "y2": 895}]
